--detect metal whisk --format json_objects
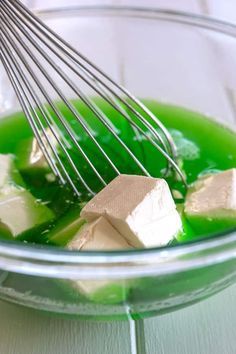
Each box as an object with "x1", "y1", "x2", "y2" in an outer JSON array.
[{"x1": 0, "y1": 0, "x2": 186, "y2": 196}]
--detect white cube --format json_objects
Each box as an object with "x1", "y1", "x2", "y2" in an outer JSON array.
[
  {"x1": 185, "y1": 169, "x2": 236, "y2": 218},
  {"x1": 67, "y1": 216, "x2": 131, "y2": 251},
  {"x1": 81, "y1": 174, "x2": 181, "y2": 247}
]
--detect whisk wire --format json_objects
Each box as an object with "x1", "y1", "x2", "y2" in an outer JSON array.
[
  {"x1": 1, "y1": 0, "x2": 169, "y2": 176},
  {"x1": 0, "y1": 15, "x2": 105, "y2": 195},
  {"x1": 0, "y1": 42, "x2": 64, "y2": 183},
  {"x1": 3, "y1": 0, "x2": 175, "y2": 162},
  {"x1": 12, "y1": 0, "x2": 176, "y2": 159},
  {"x1": 1, "y1": 1, "x2": 154, "y2": 178},
  {"x1": 0, "y1": 6, "x2": 118, "y2": 185},
  {"x1": 0, "y1": 31, "x2": 89, "y2": 195},
  {"x1": 0, "y1": 0, "x2": 187, "y2": 196}
]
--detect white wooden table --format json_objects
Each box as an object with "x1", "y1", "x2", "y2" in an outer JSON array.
[{"x1": 0, "y1": 284, "x2": 235, "y2": 354}]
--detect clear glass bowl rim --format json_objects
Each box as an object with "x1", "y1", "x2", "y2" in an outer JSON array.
[{"x1": 1, "y1": 4, "x2": 236, "y2": 279}]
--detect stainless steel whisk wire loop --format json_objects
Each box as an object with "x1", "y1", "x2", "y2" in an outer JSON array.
[{"x1": 0, "y1": 0, "x2": 187, "y2": 196}]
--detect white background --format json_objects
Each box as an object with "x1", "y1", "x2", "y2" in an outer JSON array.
[{"x1": 1, "y1": 1, "x2": 236, "y2": 354}]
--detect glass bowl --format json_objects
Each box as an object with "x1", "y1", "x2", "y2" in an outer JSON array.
[{"x1": 0, "y1": 5, "x2": 236, "y2": 321}]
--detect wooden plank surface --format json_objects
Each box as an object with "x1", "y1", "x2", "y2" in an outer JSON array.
[{"x1": 0, "y1": 284, "x2": 236, "y2": 354}]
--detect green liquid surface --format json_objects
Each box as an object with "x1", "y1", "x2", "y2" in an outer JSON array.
[{"x1": 0, "y1": 99, "x2": 235, "y2": 245}]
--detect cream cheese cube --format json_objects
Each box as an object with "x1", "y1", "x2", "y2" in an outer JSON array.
[
  {"x1": 72, "y1": 280, "x2": 115, "y2": 297},
  {"x1": 184, "y1": 169, "x2": 236, "y2": 233},
  {"x1": 66, "y1": 216, "x2": 131, "y2": 303},
  {"x1": 135, "y1": 210, "x2": 182, "y2": 247},
  {"x1": 67, "y1": 216, "x2": 131, "y2": 251},
  {"x1": 62, "y1": 277, "x2": 129, "y2": 305},
  {"x1": 0, "y1": 155, "x2": 12, "y2": 189},
  {"x1": 81, "y1": 174, "x2": 181, "y2": 247},
  {"x1": 185, "y1": 169, "x2": 236, "y2": 217},
  {"x1": 16, "y1": 128, "x2": 59, "y2": 176},
  {"x1": 0, "y1": 154, "x2": 24, "y2": 190},
  {"x1": 29, "y1": 128, "x2": 58, "y2": 169},
  {"x1": 0, "y1": 188, "x2": 54, "y2": 238}
]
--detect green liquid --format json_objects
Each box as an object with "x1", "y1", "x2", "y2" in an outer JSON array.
[{"x1": 0, "y1": 99, "x2": 235, "y2": 244}]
